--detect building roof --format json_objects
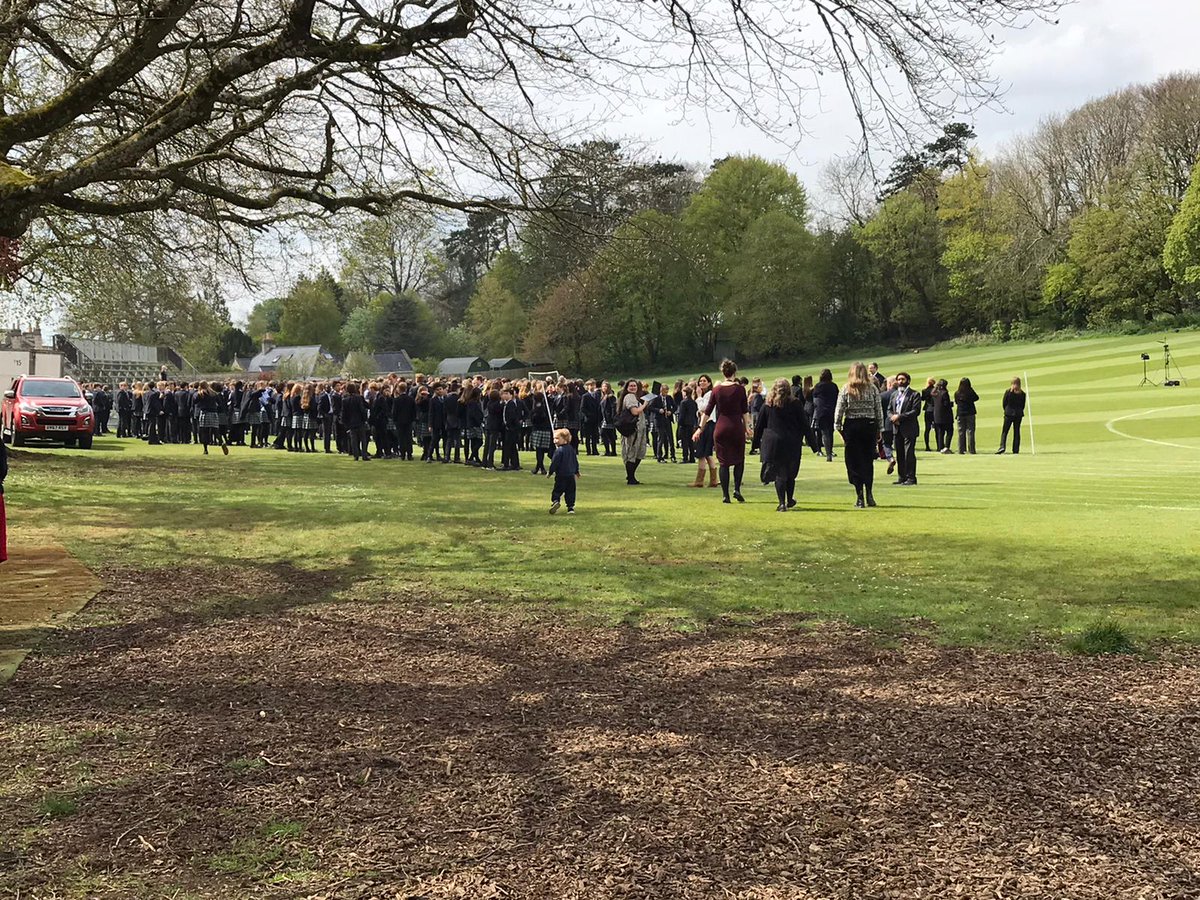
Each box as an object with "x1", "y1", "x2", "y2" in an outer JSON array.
[
  {"x1": 245, "y1": 345, "x2": 330, "y2": 374},
  {"x1": 232, "y1": 356, "x2": 254, "y2": 371},
  {"x1": 437, "y1": 356, "x2": 489, "y2": 376},
  {"x1": 489, "y1": 357, "x2": 527, "y2": 370},
  {"x1": 371, "y1": 350, "x2": 415, "y2": 374}
]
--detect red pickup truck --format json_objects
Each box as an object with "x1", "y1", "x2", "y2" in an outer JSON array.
[{"x1": 2, "y1": 376, "x2": 94, "y2": 448}]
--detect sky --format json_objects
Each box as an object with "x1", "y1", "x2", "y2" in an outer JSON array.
[{"x1": 611, "y1": 0, "x2": 1200, "y2": 210}]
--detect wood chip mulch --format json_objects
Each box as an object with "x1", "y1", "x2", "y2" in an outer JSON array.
[{"x1": 1, "y1": 565, "x2": 1198, "y2": 899}]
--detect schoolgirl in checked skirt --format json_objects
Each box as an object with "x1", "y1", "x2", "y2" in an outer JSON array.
[
  {"x1": 194, "y1": 382, "x2": 228, "y2": 455},
  {"x1": 529, "y1": 382, "x2": 554, "y2": 475},
  {"x1": 462, "y1": 385, "x2": 485, "y2": 465}
]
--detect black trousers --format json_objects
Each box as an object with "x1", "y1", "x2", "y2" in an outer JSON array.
[
  {"x1": 957, "y1": 415, "x2": 976, "y2": 454},
  {"x1": 934, "y1": 423, "x2": 952, "y2": 451},
  {"x1": 483, "y1": 429, "x2": 500, "y2": 467},
  {"x1": 177, "y1": 416, "x2": 192, "y2": 444},
  {"x1": 894, "y1": 427, "x2": 918, "y2": 482},
  {"x1": 841, "y1": 418, "x2": 877, "y2": 489},
  {"x1": 1000, "y1": 414, "x2": 1022, "y2": 453},
  {"x1": 679, "y1": 430, "x2": 695, "y2": 463},
  {"x1": 117, "y1": 411, "x2": 132, "y2": 437},
  {"x1": 654, "y1": 421, "x2": 675, "y2": 460},
  {"x1": 818, "y1": 417, "x2": 835, "y2": 460},
  {"x1": 348, "y1": 426, "x2": 369, "y2": 459},
  {"x1": 923, "y1": 411, "x2": 934, "y2": 450},
  {"x1": 501, "y1": 427, "x2": 520, "y2": 469},
  {"x1": 444, "y1": 427, "x2": 461, "y2": 461},
  {"x1": 322, "y1": 416, "x2": 336, "y2": 452},
  {"x1": 582, "y1": 422, "x2": 600, "y2": 455},
  {"x1": 552, "y1": 475, "x2": 576, "y2": 508}
]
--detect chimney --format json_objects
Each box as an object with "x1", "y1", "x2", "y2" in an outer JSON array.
[{"x1": 261, "y1": 333, "x2": 276, "y2": 355}]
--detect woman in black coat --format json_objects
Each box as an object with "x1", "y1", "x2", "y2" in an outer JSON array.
[
  {"x1": 753, "y1": 378, "x2": 808, "y2": 512},
  {"x1": 997, "y1": 376, "x2": 1027, "y2": 454},
  {"x1": 931, "y1": 378, "x2": 954, "y2": 453},
  {"x1": 810, "y1": 369, "x2": 839, "y2": 462},
  {"x1": 954, "y1": 377, "x2": 979, "y2": 454}
]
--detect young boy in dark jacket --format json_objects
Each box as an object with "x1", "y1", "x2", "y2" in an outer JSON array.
[{"x1": 548, "y1": 428, "x2": 580, "y2": 514}]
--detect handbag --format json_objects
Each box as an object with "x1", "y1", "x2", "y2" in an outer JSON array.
[{"x1": 615, "y1": 403, "x2": 638, "y2": 437}]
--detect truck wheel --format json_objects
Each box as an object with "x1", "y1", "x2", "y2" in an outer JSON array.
[
  {"x1": 78, "y1": 433, "x2": 94, "y2": 450},
  {"x1": 12, "y1": 431, "x2": 26, "y2": 447},
  {"x1": 65, "y1": 437, "x2": 78, "y2": 448}
]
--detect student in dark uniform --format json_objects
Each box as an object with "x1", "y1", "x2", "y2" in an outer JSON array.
[
  {"x1": 369, "y1": 382, "x2": 392, "y2": 458},
  {"x1": 414, "y1": 385, "x2": 433, "y2": 461},
  {"x1": 811, "y1": 369, "x2": 839, "y2": 462},
  {"x1": 443, "y1": 380, "x2": 462, "y2": 464},
  {"x1": 392, "y1": 380, "x2": 415, "y2": 460},
  {"x1": 162, "y1": 381, "x2": 178, "y2": 443},
  {"x1": 91, "y1": 384, "x2": 108, "y2": 435},
  {"x1": 144, "y1": 381, "x2": 165, "y2": 445},
  {"x1": 341, "y1": 381, "x2": 370, "y2": 461},
  {"x1": 931, "y1": 378, "x2": 954, "y2": 453},
  {"x1": 463, "y1": 385, "x2": 485, "y2": 465},
  {"x1": 132, "y1": 382, "x2": 145, "y2": 438},
  {"x1": 648, "y1": 382, "x2": 677, "y2": 463},
  {"x1": 501, "y1": 387, "x2": 522, "y2": 470},
  {"x1": 240, "y1": 382, "x2": 265, "y2": 448},
  {"x1": 581, "y1": 380, "x2": 601, "y2": 456},
  {"x1": 599, "y1": 381, "x2": 618, "y2": 457},
  {"x1": 116, "y1": 382, "x2": 133, "y2": 438},
  {"x1": 529, "y1": 382, "x2": 554, "y2": 475},
  {"x1": 483, "y1": 387, "x2": 503, "y2": 469},
  {"x1": 676, "y1": 385, "x2": 698, "y2": 464},
  {"x1": 547, "y1": 428, "x2": 580, "y2": 514},
  {"x1": 920, "y1": 377, "x2": 936, "y2": 451},
  {"x1": 558, "y1": 381, "x2": 581, "y2": 450},
  {"x1": 194, "y1": 382, "x2": 228, "y2": 455},
  {"x1": 955, "y1": 377, "x2": 979, "y2": 454},
  {"x1": 174, "y1": 382, "x2": 193, "y2": 444},
  {"x1": 429, "y1": 383, "x2": 447, "y2": 462}
]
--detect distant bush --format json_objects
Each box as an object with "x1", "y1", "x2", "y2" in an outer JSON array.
[{"x1": 1067, "y1": 621, "x2": 1138, "y2": 656}]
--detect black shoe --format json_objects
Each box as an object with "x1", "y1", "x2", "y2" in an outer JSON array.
[
  {"x1": 893, "y1": 479, "x2": 905, "y2": 485},
  {"x1": 722, "y1": 496, "x2": 731, "y2": 503},
  {"x1": 902, "y1": 479, "x2": 917, "y2": 485},
  {"x1": 733, "y1": 491, "x2": 745, "y2": 503},
  {"x1": 776, "y1": 503, "x2": 787, "y2": 512},
  {"x1": 549, "y1": 500, "x2": 560, "y2": 515},
  {"x1": 995, "y1": 448, "x2": 1005, "y2": 455},
  {"x1": 855, "y1": 497, "x2": 865, "y2": 508},
  {"x1": 786, "y1": 498, "x2": 796, "y2": 508},
  {"x1": 866, "y1": 491, "x2": 877, "y2": 507}
]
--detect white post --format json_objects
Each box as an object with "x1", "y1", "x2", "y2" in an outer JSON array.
[{"x1": 1024, "y1": 370, "x2": 1036, "y2": 456}]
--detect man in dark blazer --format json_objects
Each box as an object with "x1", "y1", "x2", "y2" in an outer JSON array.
[
  {"x1": 174, "y1": 382, "x2": 193, "y2": 444},
  {"x1": 500, "y1": 387, "x2": 522, "y2": 471},
  {"x1": 888, "y1": 372, "x2": 922, "y2": 485},
  {"x1": 317, "y1": 383, "x2": 337, "y2": 454}
]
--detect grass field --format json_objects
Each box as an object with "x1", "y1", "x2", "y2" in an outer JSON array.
[
  {"x1": 5, "y1": 330, "x2": 1200, "y2": 898},
  {"x1": 6, "y1": 328, "x2": 1200, "y2": 647}
]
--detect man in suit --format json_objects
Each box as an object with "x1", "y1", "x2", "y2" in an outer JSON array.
[
  {"x1": 442, "y1": 380, "x2": 461, "y2": 464},
  {"x1": 868, "y1": 362, "x2": 886, "y2": 390},
  {"x1": 888, "y1": 371, "x2": 922, "y2": 485},
  {"x1": 581, "y1": 380, "x2": 601, "y2": 456}
]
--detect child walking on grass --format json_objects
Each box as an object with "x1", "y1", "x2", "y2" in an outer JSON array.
[{"x1": 548, "y1": 428, "x2": 580, "y2": 515}]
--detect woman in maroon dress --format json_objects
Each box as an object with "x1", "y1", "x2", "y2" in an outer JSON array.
[{"x1": 693, "y1": 359, "x2": 751, "y2": 503}]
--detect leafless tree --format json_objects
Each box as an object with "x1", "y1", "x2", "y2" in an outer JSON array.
[{"x1": 0, "y1": 0, "x2": 1066, "y2": 283}]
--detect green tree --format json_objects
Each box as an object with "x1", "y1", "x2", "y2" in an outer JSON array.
[
  {"x1": 727, "y1": 211, "x2": 826, "y2": 358},
  {"x1": 372, "y1": 291, "x2": 439, "y2": 356},
  {"x1": 525, "y1": 269, "x2": 610, "y2": 373},
  {"x1": 681, "y1": 156, "x2": 809, "y2": 355},
  {"x1": 278, "y1": 274, "x2": 345, "y2": 349},
  {"x1": 216, "y1": 327, "x2": 256, "y2": 365},
  {"x1": 340, "y1": 305, "x2": 378, "y2": 353},
  {"x1": 1043, "y1": 189, "x2": 1179, "y2": 326},
  {"x1": 1164, "y1": 157, "x2": 1200, "y2": 292},
  {"x1": 245, "y1": 297, "x2": 284, "y2": 341},
  {"x1": 343, "y1": 350, "x2": 380, "y2": 380},
  {"x1": 857, "y1": 191, "x2": 946, "y2": 338},
  {"x1": 468, "y1": 252, "x2": 528, "y2": 358}
]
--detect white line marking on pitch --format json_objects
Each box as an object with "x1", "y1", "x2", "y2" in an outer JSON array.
[{"x1": 1105, "y1": 407, "x2": 1200, "y2": 451}]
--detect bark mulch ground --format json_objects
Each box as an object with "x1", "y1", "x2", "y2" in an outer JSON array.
[{"x1": 1, "y1": 565, "x2": 1198, "y2": 899}]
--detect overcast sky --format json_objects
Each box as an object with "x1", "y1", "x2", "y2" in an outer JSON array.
[
  {"x1": 220, "y1": 0, "x2": 1200, "y2": 322},
  {"x1": 612, "y1": 0, "x2": 1200, "y2": 210}
]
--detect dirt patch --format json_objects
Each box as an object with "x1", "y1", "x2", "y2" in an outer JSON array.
[
  {"x1": 1, "y1": 567, "x2": 1198, "y2": 898},
  {"x1": 0, "y1": 544, "x2": 99, "y2": 682}
]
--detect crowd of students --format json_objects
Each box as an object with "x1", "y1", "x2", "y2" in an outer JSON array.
[{"x1": 69, "y1": 360, "x2": 1026, "y2": 512}]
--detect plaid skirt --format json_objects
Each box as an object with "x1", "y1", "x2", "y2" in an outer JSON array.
[
  {"x1": 465, "y1": 426, "x2": 483, "y2": 441},
  {"x1": 217, "y1": 411, "x2": 230, "y2": 427},
  {"x1": 414, "y1": 420, "x2": 430, "y2": 439},
  {"x1": 242, "y1": 409, "x2": 263, "y2": 425},
  {"x1": 531, "y1": 428, "x2": 553, "y2": 449},
  {"x1": 554, "y1": 418, "x2": 580, "y2": 431},
  {"x1": 292, "y1": 414, "x2": 314, "y2": 430},
  {"x1": 230, "y1": 408, "x2": 241, "y2": 425},
  {"x1": 197, "y1": 411, "x2": 220, "y2": 430}
]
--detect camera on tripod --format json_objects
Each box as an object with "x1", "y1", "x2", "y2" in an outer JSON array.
[{"x1": 1140, "y1": 339, "x2": 1186, "y2": 387}]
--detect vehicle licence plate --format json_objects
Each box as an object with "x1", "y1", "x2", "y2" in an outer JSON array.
[{"x1": 44, "y1": 425, "x2": 69, "y2": 431}]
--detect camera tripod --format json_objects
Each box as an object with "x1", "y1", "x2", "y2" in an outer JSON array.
[
  {"x1": 1139, "y1": 354, "x2": 1156, "y2": 386},
  {"x1": 1159, "y1": 340, "x2": 1187, "y2": 387}
]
